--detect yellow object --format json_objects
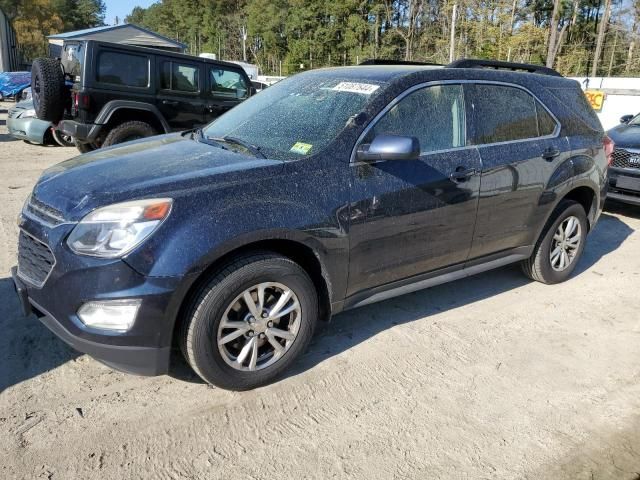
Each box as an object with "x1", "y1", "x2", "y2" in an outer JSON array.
[
  {"x1": 585, "y1": 90, "x2": 605, "y2": 112},
  {"x1": 290, "y1": 142, "x2": 313, "y2": 155}
]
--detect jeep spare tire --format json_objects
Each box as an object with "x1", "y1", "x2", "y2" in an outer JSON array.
[{"x1": 31, "y1": 58, "x2": 65, "y2": 123}]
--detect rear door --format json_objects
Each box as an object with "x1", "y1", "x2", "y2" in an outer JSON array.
[
  {"x1": 204, "y1": 65, "x2": 250, "y2": 123},
  {"x1": 466, "y1": 82, "x2": 570, "y2": 259},
  {"x1": 156, "y1": 57, "x2": 205, "y2": 130},
  {"x1": 347, "y1": 83, "x2": 482, "y2": 295}
]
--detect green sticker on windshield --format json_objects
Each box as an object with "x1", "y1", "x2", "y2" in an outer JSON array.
[{"x1": 290, "y1": 142, "x2": 313, "y2": 155}]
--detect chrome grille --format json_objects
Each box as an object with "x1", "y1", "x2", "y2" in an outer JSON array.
[
  {"x1": 17, "y1": 231, "x2": 55, "y2": 287},
  {"x1": 611, "y1": 148, "x2": 640, "y2": 170},
  {"x1": 24, "y1": 195, "x2": 66, "y2": 227}
]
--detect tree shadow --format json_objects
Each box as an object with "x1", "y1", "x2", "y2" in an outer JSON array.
[{"x1": 1, "y1": 214, "x2": 633, "y2": 390}]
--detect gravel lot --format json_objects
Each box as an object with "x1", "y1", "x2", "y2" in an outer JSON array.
[{"x1": 1, "y1": 100, "x2": 640, "y2": 480}]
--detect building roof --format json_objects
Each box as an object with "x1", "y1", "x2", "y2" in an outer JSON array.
[{"x1": 48, "y1": 24, "x2": 186, "y2": 51}]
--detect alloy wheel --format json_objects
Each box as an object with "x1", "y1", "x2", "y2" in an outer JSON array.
[
  {"x1": 549, "y1": 215, "x2": 582, "y2": 271},
  {"x1": 217, "y1": 282, "x2": 302, "y2": 371}
]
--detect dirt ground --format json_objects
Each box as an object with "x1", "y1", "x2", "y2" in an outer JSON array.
[{"x1": 1, "y1": 100, "x2": 640, "y2": 480}]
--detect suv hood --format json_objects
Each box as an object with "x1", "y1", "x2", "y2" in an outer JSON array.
[
  {"x1": 607, "y1": 123, "x2": 640, "y2": 149},
  {"x1": 33, "y1": 133, "x2": 283, "y2": 220}
]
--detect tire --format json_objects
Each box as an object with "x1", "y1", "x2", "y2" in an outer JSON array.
[
  {"x1": 102, "y1": 121, "x2": 157, "y2": 147},
  {"x1": 75, "y1": 140, "x2": 97, "y2": 154},
  {"x1": 51, "y1": 128, "x2": 75, "y2": 147},
  {"x1": 31, "y1": 58, "x2": 65, "y2": 122},
  {"x1": 179, "y1": 252, "x2": 318, "y2": 390},
  {"x1": 521, "y1": 200, "x2": 588, "y2": 284}
]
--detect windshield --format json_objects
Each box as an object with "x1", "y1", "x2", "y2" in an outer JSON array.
[
  {"x1": 629, "y1": 114, "x2": 640, "y2": 126},
  {"x1": 203, "y1": 73, "x2": 384, "y2": 160}
]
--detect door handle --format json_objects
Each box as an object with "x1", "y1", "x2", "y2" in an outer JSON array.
[
  {"x1": 449, "y1": 167, "x2": 477, "y2": 182},
  {"x1": 162, "y1": 100, "x2": 179, "y2": 106},
  {"x1": 542, "y1": 147, "x2": 560, "y2": 161}
]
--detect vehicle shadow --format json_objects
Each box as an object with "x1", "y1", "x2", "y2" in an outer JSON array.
[
  {"x1": 171, "y1": 212, "x2": 634, "y2": 385},
  {"x1": 0, "y1": 278, "x2": 79, "y2": 393},
  {"x1": 0, "y1": 213, "x2": 632, "y2": 390},
  {"x1": 605, "y1": 199, "x2": 640, "y2": 220},
  {"x1": 0, "y1": 132, "x2": 18, "y2": 143}
]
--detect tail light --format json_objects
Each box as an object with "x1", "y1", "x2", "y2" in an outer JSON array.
[{"x1": 603, "y1": 135, "x2": 614, "y2": 166}]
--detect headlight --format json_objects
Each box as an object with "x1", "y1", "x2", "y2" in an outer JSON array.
[
  {"x1": 20, "y1": 108, "x2": 36, "y2": 118},
  {"x1": 67, "y1": 198, "x2": 173, "y2": 258}
]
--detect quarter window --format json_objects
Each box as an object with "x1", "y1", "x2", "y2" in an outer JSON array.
[
  {"x1": 471, "y1": 84, "x2": 556, "y2": 144},
  {"x1": 160, "y1": 61, "x2": 200, "y2": 93},
  {"x1": 366, "y1": 84, "x2": 466, "y2": 154},
  {"x1": 97, "y1": 51, "x2": 148, "y2": 87},
  {"x1": 210, "y1": 67, "x2": 248, "y2": 99}
]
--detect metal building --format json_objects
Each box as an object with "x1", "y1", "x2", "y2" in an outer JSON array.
[
  {"x1": 0, "y1": 8, "x2": 20, "y2": 72},
  {"x1": 48, "y1": 24, "x2": 187, "y2": 58}
]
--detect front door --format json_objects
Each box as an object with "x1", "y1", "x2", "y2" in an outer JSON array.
[
  {"x1": 204, "y1": 65, "x2": 250, "y2": 123},
  {"x1": 156, "y1": 58, "x2": 205, "y2": 130},
  {"x1": 347, "y1": 83, "x2": 482, "y2": 296}
]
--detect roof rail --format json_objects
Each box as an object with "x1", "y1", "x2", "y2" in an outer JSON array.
[
  {"x1": 359, "y1": 59, "x2": 443, "y2": 67},
  {"x1": 447, "y1": 59, "x2": 562, "y2": 77}
]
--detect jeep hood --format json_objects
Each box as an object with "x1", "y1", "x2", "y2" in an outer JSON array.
[{"x1": 32, "y1": 133, "x2": 283, "y2": 219}]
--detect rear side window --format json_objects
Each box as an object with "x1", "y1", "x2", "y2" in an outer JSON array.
[
  {"x1": 97, "y1": 51, "x2": 149, "y2": 87},
  {"x1": 210, "y1": 67, "x2": 249, "y2": 99},
  {"x1": 365, "y1": 84, "x2": 466, "y2": 153},
  {"x1": 160, "y1": 61, "x2": 200, "y2": 93},
  {"x1": 470, "y1": 84, "x2": 555, "y2": 144}
]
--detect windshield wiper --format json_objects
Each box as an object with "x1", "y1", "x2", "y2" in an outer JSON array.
[
  {"x1": 193, "y1": 128, "x2": 228, "y2": 150},
  {"x1": 212, "y1": 136, "x2": 266, "y2": 159}
]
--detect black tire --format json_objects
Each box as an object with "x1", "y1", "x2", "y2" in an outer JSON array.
[
  {"x1": 31, "y1": 58, "x2": 65, "y2": 122},
  {"x1": 75, "y1": 140, "x2": 97, "y2": 154},
  {"x1": 521, "y1": 200, "x2": 588, "y2": 284},
  {"x1": 51, "y1": 128, "x2": 75, "y2": 147},
  {"x1": 102, "y1": 121, "x2": 157, "y2": 147},
  {"x1": 179, "y1": 252, "x2": 318, "y2": 390}
]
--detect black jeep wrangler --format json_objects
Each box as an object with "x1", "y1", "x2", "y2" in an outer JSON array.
[{"x1": 30, "y1": 40, "x2": 253, "y2": 152}]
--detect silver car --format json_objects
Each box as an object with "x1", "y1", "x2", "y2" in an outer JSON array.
[{"x1": 7, "y1": 100, "x2": 74, "y2": 146}]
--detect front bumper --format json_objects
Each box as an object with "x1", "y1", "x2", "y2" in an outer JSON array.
[
  {"x1": 608, "y1": 167, "x2": 640, "y2": 206},
  {"x1": 7, "y1": 115, "x2": 50, "y2": 144},
  {"x1": 12, "y1": 216, "x2": 192, "y2": 376}
]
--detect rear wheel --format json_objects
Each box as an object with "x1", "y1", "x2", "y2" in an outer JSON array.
[
  {"x1": 521, "y1": 200, "x2": 588, "y2": 284},
  {"x1": 102, "y1": 121, "x2": 157, "y2": 147},
  {"x1": 51, "y1": 128, "x2": 75, "y2": 147},
  {"x1": 179, "y1": 252, "x2": 318, "y2": 390},
  {"x1": 31, "y1": 58, "x2": 65, "y2": 122},
  {"x1": 75, "y1": 140, "x2": 98, "y2": 154}
]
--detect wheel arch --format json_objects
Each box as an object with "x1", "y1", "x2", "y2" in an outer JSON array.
[
  {"x1": 89, "y1": 101, "x2": 171, "y2": 142},
  {"x1": 171, "y1": 238, "x2": 334, "y2": 348}
]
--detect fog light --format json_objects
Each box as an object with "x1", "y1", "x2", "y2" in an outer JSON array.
[{"x1": 77, "y1": 300, "x2": 141, "y2": 332}]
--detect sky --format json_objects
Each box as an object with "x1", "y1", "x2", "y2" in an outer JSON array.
[{"x1": 104, "y1": 0, "x2": 156, "y2": 26}]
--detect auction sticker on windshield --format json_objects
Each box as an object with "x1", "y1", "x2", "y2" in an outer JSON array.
[
  {"x1": 290, "y1": 142, "x2": 313, "y2": 155},
  {"x1": 332, "y1": 82, "x2": 380, "y2": 95}
]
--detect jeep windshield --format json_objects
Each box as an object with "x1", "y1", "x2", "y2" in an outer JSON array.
[{"x1": 202, "y1": 73, "x2": 385, "y2": 160}]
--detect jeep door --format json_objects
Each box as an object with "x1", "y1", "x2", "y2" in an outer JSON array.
[
  {"x1": 204, "y1": 65, "x2": 251, "y2": 123},
  {"x1": 347, "y1": 83, "x2": 482, "y2": 295},
  {"x1": 156, "y1": 58, "x2": 206, "y2": 129},
  {"x1": 465, "y1": 83, "x2": 570, "y2": 259}
]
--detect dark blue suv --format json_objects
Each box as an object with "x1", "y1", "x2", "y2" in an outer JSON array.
[{"x1": 12, "y1": 59, "x2": 609, "y2": 390}]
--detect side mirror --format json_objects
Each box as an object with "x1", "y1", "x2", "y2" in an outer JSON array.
[
  {"x1": 356, "y1": 134, "x2": 420, "y2": 162},
  {"x1": 620, "y1": 114, "x2": 634, "y2": 124}
]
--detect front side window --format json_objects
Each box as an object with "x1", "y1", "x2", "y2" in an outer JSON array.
[
  {"x1": 210, "y1": 67, "x2": 248, "y2": 99},
  {"x1": 160, "y1": 61, "x2": 200, "y2": 93},
  {"x1": 471, "y1": 84, "x2": 555, "y2": 144},
  {"x1": 97, "y1": 51, "x2": 149, "y2": 87},
  {"x1": 365, "y1": 84, "x2": 466, "y2": 154}
]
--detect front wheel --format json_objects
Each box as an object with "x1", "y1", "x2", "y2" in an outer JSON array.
[
  {"x1": 179, "y1": 252, "x2": 318, "y2": 390},
  {"x1": 521, "y1": 200, "x2": 588, "y2": 284}
]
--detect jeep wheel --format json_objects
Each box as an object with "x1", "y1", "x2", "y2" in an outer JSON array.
[
  {"x1": 521, "y1": 200, "x2": 588, "y2": 284},
  {"x1": 31, "y1": 58, "x2": 65, "y2": 122},
  {"x1": 179, "y1": 252, "x2": 318, "y2": 390},
  {"x1": 102, "y1": 121, "x2": 157, "y2": 147}
]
